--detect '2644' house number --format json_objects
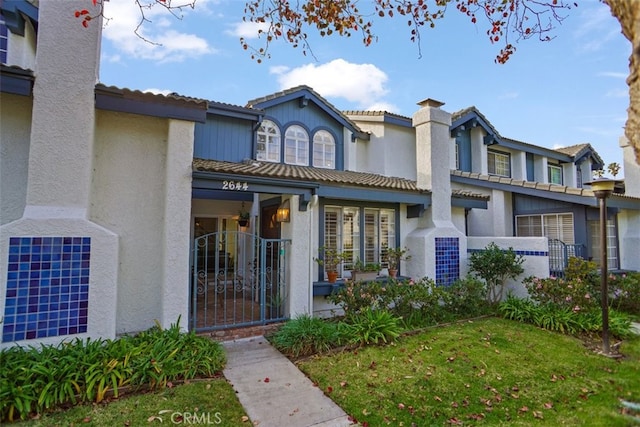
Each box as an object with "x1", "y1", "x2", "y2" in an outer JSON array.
[{"x1": 222, "y1": 180, "x2": 249, "y2": 191}]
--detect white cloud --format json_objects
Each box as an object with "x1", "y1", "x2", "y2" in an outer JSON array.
[
  {"x1": 365, "y1": 102, "x2": 399, "y2": 112},
  {"x1": 270, "y1": 59, "x2": 390, "y2": 109},
  {"x1": 498, "y1": 91, "x2": 519, "y2": 100},
  {"x1": 605, "y1": 88, "x2": 627, "y2": 98},
  {"x1": 226, "y1": 21, "x2": 270, "y2": 39},
  {"x1": 102, "y1": 0, "x2": 214, "y2": 63},
  {"x1": 573, "y1": 4, "x2": 620, "y2": 53},
  {"x1": 597, "y1": 71, "x2": 627, "y2": 79},
  {"x1": 143, "y1": 88, "x2": 174, "y2": 96}
]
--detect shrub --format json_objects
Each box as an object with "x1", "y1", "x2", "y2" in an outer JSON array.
[
  {"x1": 498, "y1": 296, "x2": 633, "y2": 338},
  {"x1": 469, "y1": 243, "x2": 524, "y2": 305},
  {"x1": 327, "y1": 278, "x2": 388, "y2": 316},
  {"x1": 442, "y1": 276, "x2": 492, "y2": 318},
  {"x1": 270, "y1": 315, "x2": 341, "y2": 357},
  {"x1": 0, "y1": 320, "x2": 225, "y2": 422},
  {"x1": 609, "y1": 272, "x2": 640, "y2": 316},
  {"x1": 339, "y1": 308, "x2": 402, "y2": 346}
]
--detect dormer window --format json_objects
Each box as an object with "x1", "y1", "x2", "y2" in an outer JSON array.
[
  {"x1": 488, "y1": 150, "x2": 510, "y2": 177},
  {"x1": 312, "y1": 130, "x2": 335, "y2": 169},
  {"x1": 256, "y1": 120, "x2": 281, "y2": 163},
  {"x1": 285, "y1": 125, "x2": 309, "y2": 166},
  {"x1": 548, "y1": 164, "x2": 563, "y2": 185}
]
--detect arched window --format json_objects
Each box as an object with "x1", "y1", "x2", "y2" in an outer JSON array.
[
  {"x1": 284, "y1": 125, "x2": 309, "y2": 166},
  {"x1": 256, "y1": 120, "x2": 281, "y2": 162},
  {"x1": 313, "y1": 130, "x2": 335, "y2": 169}
]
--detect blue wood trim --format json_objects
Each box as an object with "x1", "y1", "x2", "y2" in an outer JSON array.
[
  {"x1": 252, "y1": 88, "x2": 368, "y2": 139},
  {"x1": 526, "y1": 153, "x2": 535, "y2": 181},
  {"x1": 191, "y1": 189, "x2": 253, "y2": 201},
  {"x1": 0, "y1": 66, "x2": 32, "y2": 95},
  {"x1": 451, "y1": 196, "x2": 487, "y2": 209},
  {"x1": 207, "y1": 102, "x2": 262, "y2": 122},
  {"x1": 451, "y1": 112, "x2": 495, "y2": 139},
  {"x1": 95, "y1": 91, "x2": 207, "y2": 123},
  {"x1": 317, "y1": 186, "x2": 431, "y2": 205},
  {"x1": 456, "y1": 130, "x2": 472, "y2": 172},
  {"x1": 453, "y1": 174, "x2": 640, "y2": 210},
  {"x1": 381, "y1": 115, "x2": 412, "y2": 128},
  {"x1": 1, "y1": 0, "x2": 38, "y2": 36},
  {"x1": 499, "y1": 139, "x2": 572, "y2": 162}
]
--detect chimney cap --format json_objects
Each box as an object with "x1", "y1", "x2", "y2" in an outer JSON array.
[{"x1": 416, "y1": 98, "x2": 445, "y2": 108}]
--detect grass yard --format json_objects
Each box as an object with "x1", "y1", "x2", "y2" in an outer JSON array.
[
  {"x1": 17, "y1": 378, "x2": 249, "y2": 426},
  {"x1": 297, "y1": 317, "x2": 640, "y2": 426}
]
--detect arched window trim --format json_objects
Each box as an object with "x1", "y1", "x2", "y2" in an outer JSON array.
[
  {"x1": 284, "y1": 124, "x2": 310, "y2": 166},
  {"x1": 256, "y1": 119, "x2": 281, "y2": 163},
  {"x1": 312, "y1": 129, "x2": 336, "y2": 169}
]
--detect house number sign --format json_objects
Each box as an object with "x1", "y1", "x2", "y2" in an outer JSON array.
[{"x1": 222, "y1": 180, "x2": 249, "y2": 191}]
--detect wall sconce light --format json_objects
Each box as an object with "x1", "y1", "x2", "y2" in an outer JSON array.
[{"x1": 276, "y1": 198, "x2": 290, "y2": 223}]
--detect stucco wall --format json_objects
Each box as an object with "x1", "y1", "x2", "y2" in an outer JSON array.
[
  {"x1": 467, "y1": 236, "x2": 549, "y2": 299},
  {"x1": 0, "y1": 93, "x2": 31, "y2": 225},
  {"x1": 91, "y1": 110, "x2": 170, "y2": 334}
]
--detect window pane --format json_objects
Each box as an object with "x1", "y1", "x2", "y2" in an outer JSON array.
[
  {"x1": 285, "y1": 125, "x2": 309, "y2": 166},
  {"x1": 256, "y1": 120, "x2": 280, "y2": 162},
  {"x1": 364, "y1": 209, "x2": 379, "y2": 264},
  {"x1": 488, "y1": 151, "x2": 510, "y2": 177},
  {"x1": 313, "y1": 130, "x2": 335, "y2": 169},
  {"x1": 548, "y1": 165, "x2": 563, "y2": 184},
  {"x1": 342, "y1": 207, "x2": 359, "y2": 269},
  {"x1": 516, "y1": 215, "x2": 542, "y2": 237}
]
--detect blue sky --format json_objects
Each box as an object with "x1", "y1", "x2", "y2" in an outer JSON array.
[{"x1": 98, "y1": 0, "x2": 630, "y2": 174}]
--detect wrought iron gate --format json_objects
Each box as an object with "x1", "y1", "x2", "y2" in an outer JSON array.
[
  {"x1": 548, "y1": 239, "x2": 585, "y2": 277},
  {"x1": 191, "y1": 231, "x2": 290, "y2": 332}
]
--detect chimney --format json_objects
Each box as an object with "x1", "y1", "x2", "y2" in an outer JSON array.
[
  {"x1": 412, "y1": 98, "x2": 452, "y2": 225},
  {"x1": 25, "y1": 0, "x2": 102, "y2": 218}
]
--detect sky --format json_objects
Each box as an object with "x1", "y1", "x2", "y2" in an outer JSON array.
[{"x1": 98, "y1": 0, "x2": 631, "y2": 175}]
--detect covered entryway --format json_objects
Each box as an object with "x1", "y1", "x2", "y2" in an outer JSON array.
[{"x1": 191, "y1": 231, "x2": 290, "y2": 331}]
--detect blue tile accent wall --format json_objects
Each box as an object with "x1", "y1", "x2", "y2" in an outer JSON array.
[
  {"x1": 3, "y1": 237, "x2": 91, "y2": 342},
  {"x1": 467, "y1": 249, "x2": 548, "y2": 257},
  {"x1": 435, "y1": 237, "x2": 459, "y2": 286}
]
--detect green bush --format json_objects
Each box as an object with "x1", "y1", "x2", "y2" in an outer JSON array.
[
  {"x1": 270, "y1": 315, "x2": 341, "y2": 357},
  {"x1": 609, "y1": 272, "x2": 640, "y2": 316},
  {"x1": 339, "y1": 308, "x2": 402, "y2": 346},
  {"x1": 0, "y1": 320, "x2": 225, "y2": 422},
  {"x1": 441, "y1": 276, "x2": 492, "y2": 318},
  {"x1": 498, "y1": 296, "x2": 633, "y2": 338},
  {"x1": 469, "y1": 243, "x2": 524, "y2": 305}
]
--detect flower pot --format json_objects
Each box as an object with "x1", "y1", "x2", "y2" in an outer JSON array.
[
  {"x1": 352, "y1": 271, "x2": 378, "y2": 281},
  {"x1": 238, "y1": 219, "x2": 249, "y2": 227},
  {"x1": 388, "y1": 269, "x2": 398, "y2": 278},
  {"x1": 327, "y1": 271, "x2": 338, "y2": 283}
]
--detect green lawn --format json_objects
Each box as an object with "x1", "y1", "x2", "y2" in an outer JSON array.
[
  {"x1": 17, "y1": 378, "x2": 250, "y2": 426},
  {"x1": 297, "y1": 318, "x2": 640, "y2": 426}
]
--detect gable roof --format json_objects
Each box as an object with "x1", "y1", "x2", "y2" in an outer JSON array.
[
  {"x1": 246, "y1": 85, "x2": 369, "y2": 140},
  {"x1": 451, "y1": 106, "x2": 604, "y2": 165}
]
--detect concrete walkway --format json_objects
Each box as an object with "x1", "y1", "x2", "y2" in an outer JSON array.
[{"x1": 222, "y1": 336, "x2": 353, "y2": 427}]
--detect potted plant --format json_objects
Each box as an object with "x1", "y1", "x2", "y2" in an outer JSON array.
[
  {"x1": 238, "y1": 202, "x2": 250, "y2": 227},
  {"x1": 314, "y1": 246, "x2": 347, "y2": 283},
  {"x1": 351, "y1": 258, "x2": 381, "y2": 282},
  {"x1": 384, "y1": 246, "x2": 411, "y2": 278}
]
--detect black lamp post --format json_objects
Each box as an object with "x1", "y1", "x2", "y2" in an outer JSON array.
[{"x1": 587, "y1": 178, "x2": 617, "y2": 354}]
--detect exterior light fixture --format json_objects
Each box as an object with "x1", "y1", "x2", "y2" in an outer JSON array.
[
  {"x1": 586, "y1": 177, "x2": 618, "y2": 355},
  {"x1": 276, "y1": 198, "x2": 290, "y2": 223}
]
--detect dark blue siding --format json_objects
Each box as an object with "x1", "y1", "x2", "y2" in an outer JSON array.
[
  {"x1": 526, "y1": 153, "x2": 534, "y2": 181},
  {"x1": 194, "y1": 116, "x2": 254, "y2": 162},
  {"x1": 456, "y1": 130, "x2": 471, "y2": 172}
]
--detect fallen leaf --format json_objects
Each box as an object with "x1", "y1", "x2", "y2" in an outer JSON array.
[
  {"x1": 264, "y1": 377, "x2": 270, "y2": 383},
  {"x1": 533, "y1": 411, "x2": 544, "y2": 419},
  {"x1": 544, "y1": 402, "x2": 553, "y2": 409},
  {"x1": 326, "y1": 386, "x2": 333, "y2": 393},
  {"x1": 83, "y1": 417, "x2": 92, "y2": 423},
  {"x1": 205, "y1": 384, "x2": 211, "y2": 390},
  {"x1": 362, "y1": 408, "x2": 370, "y2": 416},
  {"x1": 340, "y1": 381, "x2": 347, "y2": 387},
  {"x1": 398, "y1": 403, "x2": 405, "y2": 409},
  {"x1": 519, "y1": 406, "x2": 529, "y2": 413},
  {"x1": 241, "y1": 416, "x2": 249, "y2": 422},
  {"x1": 434, "y1": 396, "x2": 442, "y2": 402}
]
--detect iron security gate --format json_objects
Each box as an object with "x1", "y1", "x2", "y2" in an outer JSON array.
[
  {"x1": 191, "y1": 231, "x2": 290, "y2": 332},
  {"x1": 548, "y1": 239, "x2": 585, "y2": 277}
]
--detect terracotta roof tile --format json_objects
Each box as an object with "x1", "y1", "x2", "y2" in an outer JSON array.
[{"x1": 193, "y1": 159, "x2": 489, "y2": 200}]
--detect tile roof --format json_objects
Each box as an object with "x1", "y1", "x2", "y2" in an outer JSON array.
[
  {"x1": 342, "y1": 110, "x2": 412, "y2": 122},
  {"x1": 193, "y1": 158, "x2": 489, "y2": 200},
  {"x1": 95, "y1": 84, "x2": 208, "y2": 108},
  {"x1": 451, "y1": 169, "x2": 640, "y2": 203}
]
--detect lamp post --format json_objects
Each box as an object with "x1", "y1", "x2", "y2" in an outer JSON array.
[{"x1": 587, "y1": 178, "x2": 617, "y2": 354}]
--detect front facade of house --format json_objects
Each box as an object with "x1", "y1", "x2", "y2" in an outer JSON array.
[{"x1": 1, "y1": 0, "x2": 639, "y2": 347}]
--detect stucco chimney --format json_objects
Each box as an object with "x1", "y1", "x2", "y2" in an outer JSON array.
[
  {"x1": 412, "y1": 98, "x2": 452, "y2": 225},
  {"x1": 25, "y1": 0, "x2": 102, "y2": 218}
]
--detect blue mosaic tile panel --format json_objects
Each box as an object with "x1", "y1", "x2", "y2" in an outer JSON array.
[
  {"x1": 467, "y1": 249, "x2": 548, "y2": 257},
  {"x1": 3, "y1": 237, "x2": 91, "y2": 342},
  {"x1": 435, "y1": 237, "x2": 459, "y2": 287}
]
